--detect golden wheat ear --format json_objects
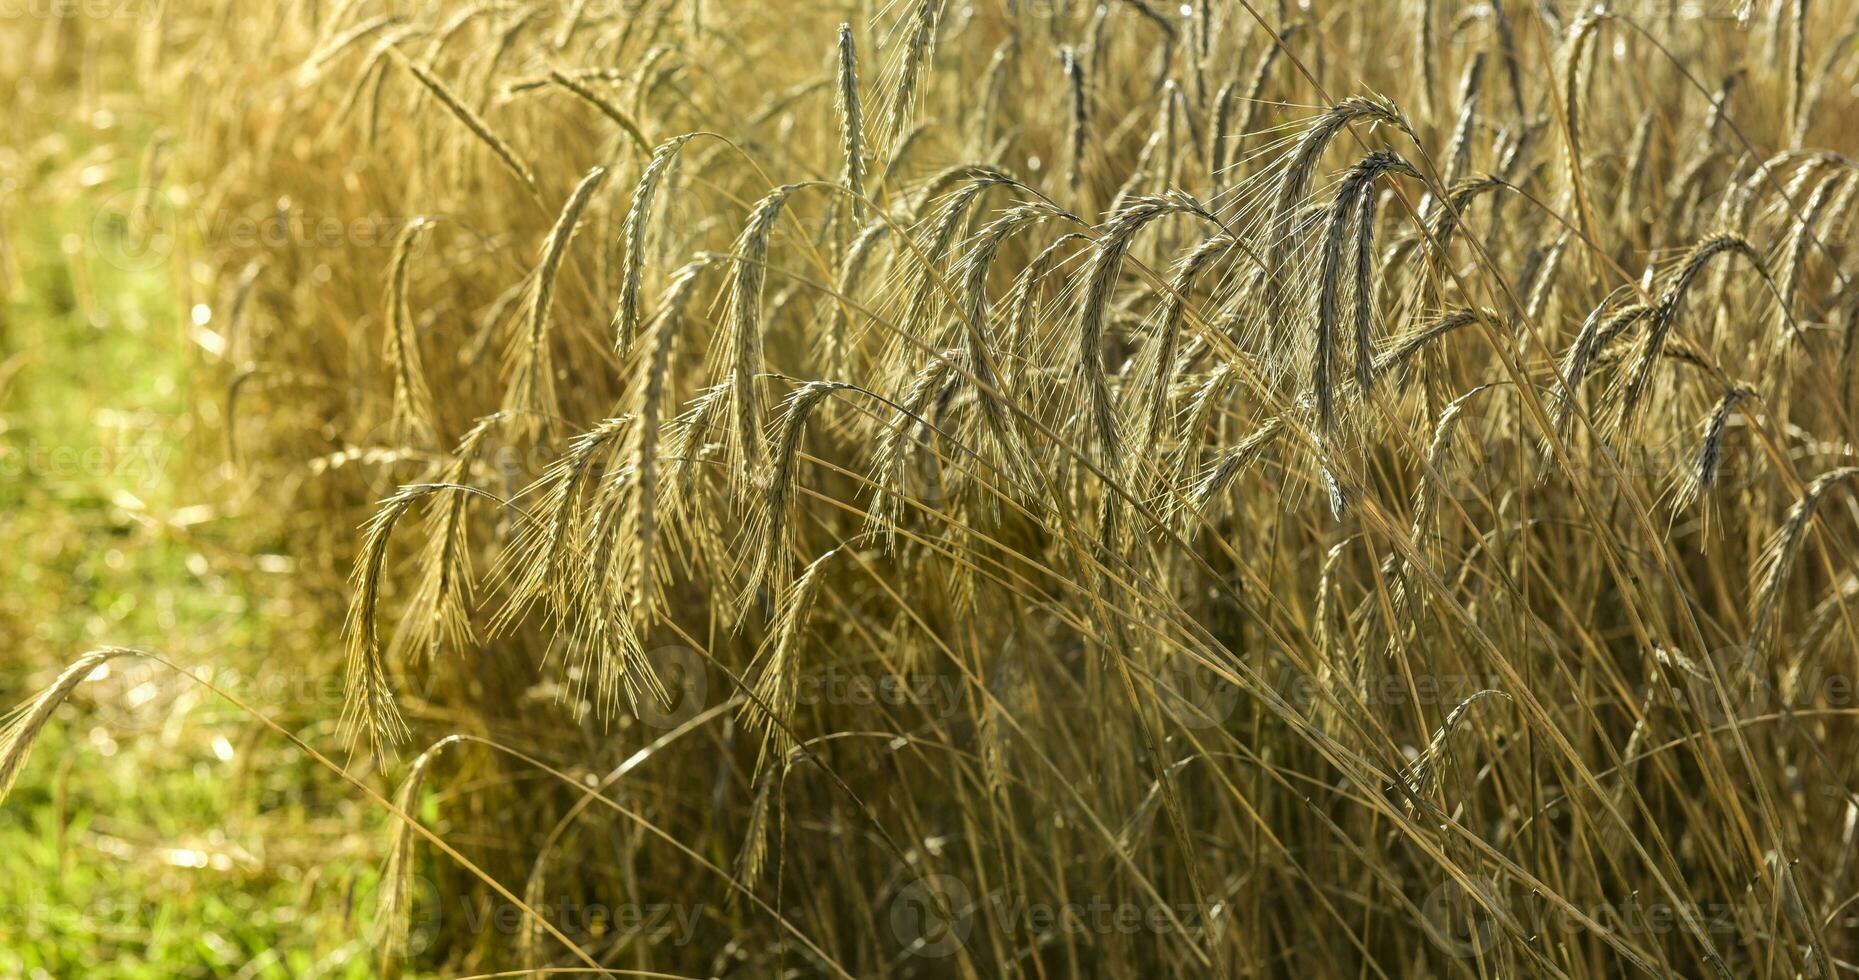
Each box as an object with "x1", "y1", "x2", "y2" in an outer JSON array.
[
  {"x1": 375, "y1": 735, "x2": 458, "y2": 980},
  {"x1": 341, "y1": 485, "x2": 445, "y2": 766},
  {"x1": 1390, "y1": 690, "x2": 1511, "y2": 815},
  {"x1": 0, "y1": 648, "x2": 142, "y2": 807}
]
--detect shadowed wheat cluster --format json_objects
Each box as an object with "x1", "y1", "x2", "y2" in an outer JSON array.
[{"x1": 6, "y1": 0, "x2": 1859, "y2": 975}]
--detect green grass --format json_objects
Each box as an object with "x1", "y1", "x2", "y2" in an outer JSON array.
[{"x1": 0, "y1": 135, "x2": 384, "y2": 979}]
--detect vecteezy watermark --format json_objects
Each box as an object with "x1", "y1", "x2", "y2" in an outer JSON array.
[
  {"x1": 635, "y1": 645, "x2": 710, "y2": 730},
  {"x1": 1661, "y1": 643, "x2": 1856, "y2": 727},
  {"x1": 385, "y1": 878, "x2": 703, "y2": 956},
  {"x1": 1155, "y1": 647, "x2": 1240, "y2": 729},
  {"x1": 0, "y1": 434, "x2": 173, "y2": 491},
  {"x1": 1421, "y1": 877, "x2": 1744, "y2": 959},
  {"x1": 1421, "y1": 875, "x2": 1505, "y2": 958},
  {"x1": 890, "y1": 874, "x2": 974, "y2": 958},
  {"x1": 89, "y1": 187, "x2": 429, "y2": 273},
  {"x1": 448, "y1": 894, "x2": 703, "y2": 944},
  {"x1": 888, "y1": 874, "x2": 1223, "y2": 957},
  {"x1": 631, "y1": 647, "x2": 968, "y2": 731},
  {"x1": 1273, "y1": 665, "x2": 1507, "y2": 712},
  {"x1": 793, "y1": 664, "x2": 965, "y2": 720}
]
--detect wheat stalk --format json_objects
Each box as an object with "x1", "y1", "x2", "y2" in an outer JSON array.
[{"x1": 1, "y1": 649, "x2": 142, "y2": 806}]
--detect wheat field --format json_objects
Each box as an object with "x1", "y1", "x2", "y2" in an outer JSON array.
[{"x1": 4, "y1": 0, "x2": 1859, "y2": 976}]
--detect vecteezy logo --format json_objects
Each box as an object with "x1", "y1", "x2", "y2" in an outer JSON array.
[
  {"x1": 889, "y1": 873, "x2": 973, "y2": 958},
  {"x1": 1431, "y1": 409, "x2": 1524, "y2": 505},
  {"x1": 1421, "y1": 876, "x2": 1502, "y2": 958},
  {"x1": 1155, "y1": 648, "x2": 1240, "y2": 729},
  {"x1": 1673, "y1": 644, "x2": 1768, "y2": 728},
  {"x1": 635, "y1": 645, "x2": 708, "y2": 729},
  {"x1": 90, "y1": 186, "x2": 176, "y2": 273}
]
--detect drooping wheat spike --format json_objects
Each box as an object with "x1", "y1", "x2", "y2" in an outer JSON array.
[
  {"x1": 956, "y1": 200, "x2": 1073, "y2": 470},
  {"x1": 665, "y1": 381, "x2": 734, "y2": 505},
  {"x1": 828, "y1": 218, "x2": 890, "y2": 377},
  {"x1": 744, "y1": 382, "x2": 848, "y2": 615},
  {"x1": 1315, "y1": 151, "x2": 1418, "y2": 429},
  {"x1": 1659, "y1": 150, "x2": 1724, "y2": 239},
  {"x1": 301, "y1": 12, "x2": 404, "y2": 78},
  {"x1": 1750, "y1": 467, "x2": 1859, "y2": 650},
  {"x1": 382, "y1": 217, "x2": 438, "y2": 448},
  {"x1": 1077, "y1": 193, "x2": 1218, "y2": 471},
  {"x1": 630, "y1": 42, "x2": 682, "y2": 116},
  {"x1": 717, "y1": 183, "x2": 804, "y2": 484},
  {"x1": 1182, "y1": 417, "x2": 1286, "y2": 530},
  {"x1": 1136, "y1": 233, "x2": 1236, "y2": 481},
  {"x1": 1062, "y1": 46, "x2": 1088, "y2": 192},
  {"x1": 1314, "y1": 539, "x2": 1351, "y2": 664},
  {"x1": 627, "y1": 257, "x2": 715, "y2": 621},
  {"x1": 836, "y1": 24, "x2": 866, "y2": 221},
  {"x1": 868, "y1": 354, "x2": 959, "y2": 543},
  {"x1": 1352, "y1": 171, "x2": 1394, "y2": 392},
  {"x1": 504, "y1": 166, "x2": 609, "y2": 443},
  {"x1": 391, "y1": 414, "x2": 501, "y2": 667},
  {"x1": 1, "y1": 648, "x2": 141, "y2": 807},
  {"x1": 958, "y1": 202, "x2": 1073, "y2": 344},
  {"x1": 613, "y1": 134, "x2": 696, "y2": 357},
  {"x1": 326, "y1": 32, "x2": 405, "y2": 131},
  {"x1": 1267, "y1": 97, "x2": 1415, "y2": 349},
  {"x1": 1411, "y1": 383, "x2": 1502, "y2": 563},
  {"x1": 1778, "y1": 172, "x2": 1847, "y2": 334},
  {"x1": 1522, "y1": 232, "x2": 1568, "y2": 331},
  {"x1": 1558, "y1": 10, "x2": 1606, "y2": 212},
  {"x1": 356, "y1": 28, "x2": 418, "y2": 150},
  {"x1": 1619, "y1": 233, "x2": 1762, "y2": 428},
  {"x1": 1440, "y1": 60, "x2": 1485, "y2": 192},
  {"x1": 1166, "y1": 362, "x2": 1235, "y2": 487},
  {"x1": 734, "y1": 762, "x2": 781, "y2": 894},
  {"x1": 566, "y1": 507, "x2": 664, "y2": 722},
  {"x1": 376, "y1": 734, "x2": 460, "y2": 979},
  {"x1": 547, "y1": 69, "x2": 653, "y2": 154},
  {"x1": 397, "y1": 54, "x2": 537, "y2": 195},
  {"x1": 342, "y1": 484, "x2": 445, "y2": 764},
  {"x1": 1679, "y1": 385, "x2": 1755, "y2": 510},
  {"x1": 490, "y1": 415, "x2": 632, "y2": 638},
  {"x1": 1801, "y1": 573, "x2": 1859, "y2": 656},
  {"x1": 1374, "y1": 307, "x2": 1502, "y2": 383},
  {"x1": 742, "y1": 546, "x2": 840, "y2": 775},
  {"x1": 881, "y1": 122, "x2": 932, "y2": 185},
  {"x1": 1006, "y1": 231, "x2": 1087, "y2": 365},
  {"x1": 1392, "y1": 690, "x2": 1510, "y2": 810},
  {"x1": 1425, "y1": 174, "x2": 1509, "y2": 261},
  {"x1": 892, "y1": 172, "x2": 1017, "y2": 366},
  {"x1": 1557, "y1": 294, "x2": 1647, "y2": 416}
]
